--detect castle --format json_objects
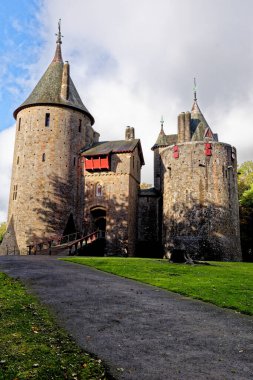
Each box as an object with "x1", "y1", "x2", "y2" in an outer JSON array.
[{"x1": 0, "y1": 25, "x2": 242, "y2": 261}]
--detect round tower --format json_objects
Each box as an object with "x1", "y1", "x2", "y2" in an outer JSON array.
[
  {"x1": 161, "y1": 141, "x2": 241, "y2": 261},
  {"x1": 160, "y1": 89, "x2": 241, "y2": 261},
  {"x1": 1, "y1": 22, "x2": 96, "y2": 255}
]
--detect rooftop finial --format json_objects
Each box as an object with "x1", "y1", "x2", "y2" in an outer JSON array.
[
  {"x1": 55, "y1": 19, "x2": 63, "y2": 44},
  {"x1": 193, "y1": 77, "x2": 197, "y2": 102},
  {"x1": 160, "y1": 115, "x2": 164, "y2": 131},
  {"x1": 52, "y1": 19, "x2": 63, "y2": 62}
]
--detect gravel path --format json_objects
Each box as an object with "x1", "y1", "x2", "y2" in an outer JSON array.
[{"x1": 0, "y1": 255, "x2": 252, "y2": 380}]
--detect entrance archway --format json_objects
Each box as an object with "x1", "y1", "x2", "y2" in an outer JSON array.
[{"x1": 90, "y1": 207, "x2": 106, "y2": 232}]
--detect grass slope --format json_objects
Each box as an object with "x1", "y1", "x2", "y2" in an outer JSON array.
[
  {"x1": 0, "y1": 273, "x2": 109, "y2": 380},
  {"x1": 63, "y1": 258, "x2": 253, "y2": 316}
]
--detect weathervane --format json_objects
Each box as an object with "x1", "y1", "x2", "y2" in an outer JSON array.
[
  {"x1": 55, "y1": 19, "x2": 63, "y2": 44},
  {"x1": 160, "y1": 115, "x2": 164, "y2": 130},
  {"x1": 193, "y1": 77, "x2": 197, "y2": 101}
]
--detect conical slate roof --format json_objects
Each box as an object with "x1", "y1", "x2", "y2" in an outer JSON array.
[
  {"x1": 14, "y1": 40, "x2": 94, "y2": 125},
  {"x1": 190, "y1": 100, "x2": 214, "y2": 141},
  {"x1": 152, "y1": 127, "x2": 177, "y2": 150},
  {"x1": 155, "y1": 127, "x2": 168, "y2": 146}
]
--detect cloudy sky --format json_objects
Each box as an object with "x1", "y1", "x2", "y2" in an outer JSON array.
[{"x1": 0, "y1": 0, "x2": 253, "y2": 222}]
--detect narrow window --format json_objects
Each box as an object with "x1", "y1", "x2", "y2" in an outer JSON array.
[
  {"x1": 45, "y1": 113, "x2": 50, "y2": 127},
  {"x1": 42, "y1": 153, "x2": 46, "y2": 162},
  {"x1": 13, "y1": 185, "x2": 18, "y2": 200},
  {"x1": 17, "y1": 156, "x2": 19, "y2": 165},
  {"x1": 133, "y1": 156, "x2": 135, "y2": 169},
  {"x1": 73, "y1": 157, "x2": 76, "y2": 166},
  {"x1": 96, "y1": 184, "x2": 102, "y2": 197},
  {"x1": 18, "y1": 118, "x2": 21, "y2": 131},
  {"x1": 78, "y1": 119, "x2": 82, "y2": 132}
]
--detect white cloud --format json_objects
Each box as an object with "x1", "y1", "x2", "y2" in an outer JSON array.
[
  {"x1": 38, "y1": 0, "x2": 253, "y2": 178},
  {"x1": 0, "y1": 126, "x2": 15, "y2": 222}
]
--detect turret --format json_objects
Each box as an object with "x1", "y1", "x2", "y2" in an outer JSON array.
[
  {"x1": 160, "y1": 84, "x2": 241, "y2": 261},
  {"x1": 152, "y1": 116, "x2": 177, "y2": 191},
  {"x1": 0, "y1": 20, "x2": 96, "y2": 255}
]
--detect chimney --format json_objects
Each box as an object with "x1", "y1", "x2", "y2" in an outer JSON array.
[
  {"x1": 184, "y1": 111, "x2": 191, "y2": 142},
  {"x1": 61, "y1": 61, "x2": 70, "y2": 100},
  {"x1": 125, "y1": 126, "x2": 135, "y2": 140},
  {"x1": 177, "y1": 112, "x2": 185, "y2": 143}
]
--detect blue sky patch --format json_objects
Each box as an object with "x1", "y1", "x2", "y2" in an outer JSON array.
[{"x1": 0, "y1": 0, "x2": 42, "y2": 130}]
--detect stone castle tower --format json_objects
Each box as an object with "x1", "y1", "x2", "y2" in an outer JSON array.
[
  {"x1": 81, "y1": 126, "x2": 144, "y2": 256},
  {"x1": 1, "y1": 22, "x2": 98, "y2": 255},
  {"x1": 151, "y1": 88, "x2": 241, "y2": 261}
]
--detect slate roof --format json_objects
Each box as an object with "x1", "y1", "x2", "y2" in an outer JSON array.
[
  {"x1": 14, "y1": 43, "x2": 94, "y2": 125},
  {"x1": 152, "y1": 128, "x2": 177, "y2": 150},
  {"x1": 190, "y1": 100, "x2": 217, "y2": 141},
  {"x1": 81, "y1": 139, "x2": 145, "y2": 165}
]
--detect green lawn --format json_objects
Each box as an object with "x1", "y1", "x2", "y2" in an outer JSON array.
[
  {"x1": 62, "y1": 257, "x2": 253, "y2": 316},
  {"x1": 0, "y1": 273, "x2": 108, "y2": 380}
]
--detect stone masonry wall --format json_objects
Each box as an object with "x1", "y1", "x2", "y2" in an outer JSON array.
[
  {"x1": 137, "y1": 192, "x2": 162, "y2": 257},
  {"x1": 83, "y1": 147, "x2": 141, "y2": 256},
  {"x1": 161, "y1": 142, "x2": 241, "y2": 261},
  {"x1": 153, "y1": 148, "x2": 163, "y2": 191},
  {"x1": 1, "y1": 105, "x2": 95, "y2": 255}
]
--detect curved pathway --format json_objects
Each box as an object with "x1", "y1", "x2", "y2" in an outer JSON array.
[{"x1": 0, "y1": 255, "x2": 252, "y2": 380}]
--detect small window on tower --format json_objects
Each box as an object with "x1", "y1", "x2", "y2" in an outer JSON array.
[
  {"x1": 18, "y1": 118, "x2": 21, "y2": 131},
  {"x1": 42, "y1": 153, "x2": 46, "y2": 162},
  {"x1": 79, "y1": 119, "x2": 82, "y2": 132},
  {"x1": 96, "y1": 184, "x2": 102, "y2": 197},
  {"x1": 17, "y1": 156, "x2": 19, "y2": 165},
  {"x1": 13, "y1": 185, "x2": 18, "y2": 200},
  {"x1": 73, "y1": 157, "x2": 76, "y2": 166},
  {"x1": 45, "y1": 113, "x2": 50, "y2": 127}
]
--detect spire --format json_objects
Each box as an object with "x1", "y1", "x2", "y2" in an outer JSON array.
[
  {"x1": 152, "y1": 116, "x2": 167, "y2": 148},
  {"x1": 189, "y1": 80, "x2": 217, "y2": 141},
  {"x1": 52, "y1": 19, "x2": 63, "y2": 63},
  {"x1": 14, "y1": 17, "x2": 94, "y2": 125}
]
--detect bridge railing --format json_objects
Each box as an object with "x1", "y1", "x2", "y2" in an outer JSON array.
[{"x1": 26, "y1": 229, "x2": 105, "y2": 255}]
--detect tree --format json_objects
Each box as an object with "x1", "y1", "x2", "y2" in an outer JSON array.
[
  {"x1": 0, "y1": 222, "x2": 6, "y2": 244},
  {"x1": 240, "y1": 184, "x2": 253, "y2": 208},
  {"x1": 237, "y1": 161, "x2": 253, "y2": 261},
  {"x1": 238, "y1": 161, "x2": 253, "y2": 202}
]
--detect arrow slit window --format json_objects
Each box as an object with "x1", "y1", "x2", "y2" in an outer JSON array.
[{"x1": 45, "y1": 113, "x2": 50, "y2": 127}]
